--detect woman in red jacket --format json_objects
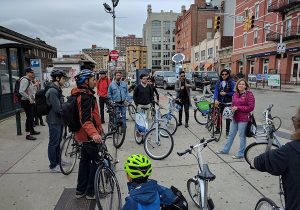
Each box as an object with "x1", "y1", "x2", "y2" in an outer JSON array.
[{"x1": 217, "y1": 78, "x2": 255, "y2": 159}]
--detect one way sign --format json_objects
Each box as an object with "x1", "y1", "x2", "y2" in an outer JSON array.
[{"x1": 277, "y1": 43, "x2": 286, "y2": 54}]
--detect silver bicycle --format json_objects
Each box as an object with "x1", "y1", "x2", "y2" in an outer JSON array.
[{"x1": 177, "y1": 137, "x2": 216, "y2": 210}]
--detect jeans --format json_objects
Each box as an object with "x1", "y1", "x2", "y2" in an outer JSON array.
[
  {"x1": 99, "y1": 97, "x2": 108, "y2": 122},
  {"x1": 178, "y1": 100, "x2": 190, "y2": 123},
  {"x1": 48, "y1": 123, "x2": 63, "y2": 169},
  {"x1": 34, "y1": 103, "x2": 44, "y2": 125},
  {"x1": 21, "y1": 100, "x2": 34, "y2": 133},
  {"x1": 76, "y1": 142, "x2": 100, "y2": 196},
  {"x1": 222, "y1": 120, "x2": 248, "y2": 157},
  {"x1": 115, "y1": 105, "x2": 126, "y2": 128}
]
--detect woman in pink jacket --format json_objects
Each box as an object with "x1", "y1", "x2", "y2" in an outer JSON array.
[{"x1": 217, "y1": 78, "x2": 255, "y2": 159}]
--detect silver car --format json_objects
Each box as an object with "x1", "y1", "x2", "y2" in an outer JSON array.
[{"x1": 153, "y1": 71, "x2": 177, "y2": 90}]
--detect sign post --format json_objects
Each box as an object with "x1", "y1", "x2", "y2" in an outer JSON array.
[
  {"x1": 30, "y1": 59, "x2": 43, "y2": 88},
  {"x1": 172, "y1": 53, "x2": 185, "y2": 78}
]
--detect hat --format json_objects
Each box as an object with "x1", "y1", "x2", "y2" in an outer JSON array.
[{"x1": 24, "y1": 67, "x2": 34, "y2": 73}]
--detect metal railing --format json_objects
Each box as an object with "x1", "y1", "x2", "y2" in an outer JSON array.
[{"x1": 268, "y1": 0, "x2": 300, "y2": 13}]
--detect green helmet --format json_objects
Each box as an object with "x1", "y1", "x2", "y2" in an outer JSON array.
[{"x1": 124, "y1": 154, "x2": 152, "y2": 179}]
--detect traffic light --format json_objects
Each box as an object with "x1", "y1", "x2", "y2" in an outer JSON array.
[
  {"x1": 250, "y1": 15, "x2": 255, "y2": 29},
  {"x1": 214, "y1": 16, "x2": 221, "y2": 32},
  {"x1": 243, "y1": 18, "x2": 249, "y2": 32}
]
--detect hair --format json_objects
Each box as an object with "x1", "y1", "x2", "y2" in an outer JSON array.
[
  {"x1": 179, "y1": 70, "x2": 185, "y2": 75},
  {"x1": 114, "y1": 71, "x2": 123, "y2": 76},
  {"x1": 131, "y1": 176, "x2": 149, "y2": 184},
  {"x1": 291, "y1": 107, "x2": 300, "y2": 140},
  {"x1": 219, "y1": 69, "x2": 231, "y2": 81},
  {"x1": 140, "y1": 74, "x2": 148, "y2": 79},
  {"x1": 234, "y1": 78, "x2": 250, "y2": 93}
]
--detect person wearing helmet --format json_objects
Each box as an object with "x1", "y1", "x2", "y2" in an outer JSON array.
[
  {"x1": 71, "y1": 69, "x2": 103, "y2": 200},
  {"x1": 45, "y1": 69, "x2": 67, "y2": 172},
  {"x1": 122, "y1": 154, "x2": 188, "y2": 210},
  {"x1": 217, "y1": 78, "x2": 255, "y2": 159}
]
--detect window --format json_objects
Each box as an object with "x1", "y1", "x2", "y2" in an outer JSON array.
[
  {"x1": 152, "y1": 60, "x2": 161, "y2": 66},
  {"x1": 250, "y1": 61, "x2": 255, "y2": 74},
  {"x1": 163, "y1": 21, "x2": 171, "y2": 35},
  {"x1": 243, "y1": 33, "x2": 247, "y2": 47},
  {"x1": 253, "y1": 30, "x2": 258, "y2": 44},
  {"x1": 151, "y1": 20, "x2": 161, "y2": 36},
  {"x1": 201, "y1": 50, "x2": 206, "y2": 60},
  {"x1": 207, "y1": 48, "x2": 213, "y2": 58},
  {"x1": 286, "y1": 19, "x2": 292, "y2": 36},
  {"x1": 244, "y1": 9, "x2": 249, "y2": 18},
  {"x1": 298, "y1": 16, "x2": 300, "y2": 34},
  {"x1": 265, "y1": 24, "x2": 271, "y2": 41},
  {"x1": 152, "y1": 44, "x2": 161, "y2": 50},
  {"x1": 163, "y1": 52, "x2": 170, "y2": 58},
  {"x1": 255, "y1": 4, "x2": 259, "y2": 19},
  {"x1": 0, "y1": 48, "x2": 10, "y2": 95},
  {"x1": 207, "y1": 19, "x2": 212, "y2": 28},
  {"x1": 152, "y1": 52, "x2": 161, "y2": 58},
  {"x1": 207, "y1": 32, "x2": 212, "y2": 40},
  {"x1": 163, "y1": 60, "x2": 170, "y2": 65},
  {"x1": 195, "y1": 52, "x2": 199, "y2": 61}
]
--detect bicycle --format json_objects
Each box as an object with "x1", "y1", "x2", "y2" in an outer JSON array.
[
  {"x1": 162, "y1": 92, "x2": 180, "y2": 135},
  {"x1": 177, "y1": 137, "x2": 216, "y2": 210},
  {"x1": 193, "y1": 95, "x2": 213, "y2": 125},
  {"x1": 134, "y1": 102, "x2": 174, "y2": 160},
  {"x1": 127, "y1": 97, "x2": 137, "y2": 122},
  {"x1": 94, "y1": 132, "x2": 122, "y2": 210},
  {"x1": 255, "y1": 197, "x2": 283, "y2": 210},
  {"x1": 107, "y1": 102, "x2": 127, "y2": 149},
  {"x1": 244, "y1": 104, "x2": 282, "y2": 169}
]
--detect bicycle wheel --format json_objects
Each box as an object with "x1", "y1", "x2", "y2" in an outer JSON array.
[
  {"x1": 212, "y1": 110, "x2": 222, "y2": 142},
  {"x1": 161, "y1": 113, "x2": 178, "y2": 136},
  {"x1": 194, "y1": 109, "x2": 208, "y2": 125},
  {"x1": 187, "y1": 178, "x2": 201, "y2": 208},
  {"x1": 244, "y1": 142, "x2": 279, "y2": 169},
  {"x1": 134, "y1": 124, "x2": 144, "y2": 144},
  {"x1": 59, "y1": 136, "x2": 78, "y2": 175},
  {"x1": 113, "y1": 125, "x2": 126, "y2": 149},
  {"x1": 94, "y1": 166, "x2": 122, "y2": 210},
  {"x1": 255, "y1": 197, "x2": 279, "y2": 210},
  {"x1": 128, "y1": 104, "x2": 136, "y2": 121},
  {"x1": 272, "y1": 116, "x2": 282, "y2": 131},
  {"x1": 144, "y1": 128, "x2": 174, "y2": 160}
]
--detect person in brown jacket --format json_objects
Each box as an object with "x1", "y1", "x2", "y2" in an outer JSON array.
[{"x1": 72, "y1": 69, "x2": 103, "y2": 200}]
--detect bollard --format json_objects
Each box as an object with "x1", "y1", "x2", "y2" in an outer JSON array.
[{"x1": 16, "y1": 109, "x2": 22, "y2": 135}]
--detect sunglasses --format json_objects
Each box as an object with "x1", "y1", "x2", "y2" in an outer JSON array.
[
  {"x1": 221, "y1": 74, "x2": 228, "y2": 76},
  {"x1": 180, "y1": 75, "x2": 185, "y2": 77}
]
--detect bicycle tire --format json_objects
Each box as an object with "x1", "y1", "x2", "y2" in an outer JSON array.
[
  {"x1": 128, "y1": 104, "x2": 136, "y2": 121},
  {"x1": 212, "y1": 110, "x2": 222, "y2": 142},
  {"x1": 194, "y1": 109, "x2": 208, "y2": 125},
  {"x1": 134, "y1": 124, "x2": 144, "y2": 144},
  {"x1": 161, "y1": 113, "x2": 178, "y2": 136},
  {"x1": 144, "y1": 128, "x2": 174, "y2": 160},
  {"x1": 244, "y1": 142, "x2": 279, "y2": 169},
  {"x1": 272, "y1": 116, "x2": 282, "y2": 131},
  {"x1": 255, "y1": 197, "x2": 279, "y2": 210},
  {"x1": 59, "y1": 136, "x2": 78, "y2": 175},
  {"x1": 113, "y1": 125, "x2": 126, "y2": 149},
  {"x1": 94, "y1": 166, "x2": 122, "y2": 210},
  {"x1": 187, "y1": 178, "x2": 201, "y2": 208}
]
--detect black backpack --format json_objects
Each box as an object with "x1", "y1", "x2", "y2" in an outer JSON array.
[
  {"x1": 61, "y1": 95, "x2": 81, "y2": 132},
  {"x1": 36, "y1": 86, "x2": 52, "y2": 116},
  {"x1": 13, "y1": 77, "x2": 30, "y2": 103},
  {"x1": 161, "y1": 186, "x2": 188, "y2": 210}
]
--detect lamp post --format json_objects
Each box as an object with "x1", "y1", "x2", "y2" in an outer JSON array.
[{"x1": 103, "y1": 0, "x2": 119, "y2": 49}]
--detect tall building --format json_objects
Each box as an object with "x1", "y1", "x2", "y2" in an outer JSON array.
[
  {"x1": 116, "y1": 35, "x2": 143, "y2": 56},
  {"x1": 126, "y1": 45, "x2": 147, "y2": 72},
  {"x1": 232, "y1": 0, "x2": 300, "y2": 84},
  {"x1": 143, "y1": 5, "x2": 179, "y2": 71},
  {"x1": 82, "y1": 45, "x2": 109, "y2": 70}
]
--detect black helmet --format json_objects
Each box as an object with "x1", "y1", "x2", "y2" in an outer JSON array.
[{"x1": 50, "y1": 69, "x2": 67, "y2": 78}]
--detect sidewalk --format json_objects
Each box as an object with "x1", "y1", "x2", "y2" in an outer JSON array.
[{"x1": 250, "y1": 83, "x2": 300, "y2": 93}]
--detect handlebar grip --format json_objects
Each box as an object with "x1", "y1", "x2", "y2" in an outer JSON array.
[
  {"x1": 177, "y1": 149, "x2": 190, "y2": 156},
  {"x1": 206, "y1": 137, "x2": 216, "y2": 143},
  {"x1": 102, "y1": 132, "x2": 115, "y2": 141},
  {"x1": 167, "y1": 92, "x2": 173, "y2": 96}
]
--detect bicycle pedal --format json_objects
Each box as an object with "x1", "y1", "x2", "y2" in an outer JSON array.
[
  {"x1": 113, "y1": 160, "x2": 120, "y2": 164},
  {"x1": 208, "y1": 198, "x2": 215, "y2": 209}
]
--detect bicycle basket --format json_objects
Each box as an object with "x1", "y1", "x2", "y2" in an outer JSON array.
[
  {"x1": 135, "y1": 112, "x2": 148, "y2": 133},
  {"x1": 196, "y1": 100, "x2": 210, "y2": 112}
]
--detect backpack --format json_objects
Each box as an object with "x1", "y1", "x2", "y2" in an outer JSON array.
[
  {"x1": 161, "y1": 186, "x2": 188, "y2": 210},
  {"x1": 13, "y1": 77, "x2": 30, "y2": 103},
  {"x1": 61, "y1": 95, "x2": 81, "y2": 132},
  {"x1": 35, "y1": 86, "x2": 52, "y2": 116}
]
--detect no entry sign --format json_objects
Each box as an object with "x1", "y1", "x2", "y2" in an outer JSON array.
[{"x1": 109, "y1": 50, "x2": 119, "y2": 61}]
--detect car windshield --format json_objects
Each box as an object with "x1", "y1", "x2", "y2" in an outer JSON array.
[
  {"x1": 185, "y1": 73, "x2": 192, "y2": 80},
  {"x1": 164, "y1": 72, "x2": 176, "y2": 77},
  {"x1": 207, "y1": 72, "x2": 219, "y2": 78}
]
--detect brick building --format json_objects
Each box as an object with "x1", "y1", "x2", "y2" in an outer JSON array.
[
  {"x1": 82, "y1": 45, "x2": 109, "y2": 70},
  {"x1": 232, "y1": 0, "x2": 300, "y2": 84},
  {"x1": 125, "y1": 45, "x2": 147, "y2": 73},
  {"x1": 116, "y1": 35, "x2": 143, "y2": 56}
]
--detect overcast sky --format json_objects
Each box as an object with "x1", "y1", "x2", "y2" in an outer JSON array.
[{"x1": 1, "y1": 0, "x2": 194, "y2": 56}]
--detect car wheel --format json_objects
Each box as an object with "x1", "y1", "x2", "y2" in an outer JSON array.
[{"x1": 163, "y1": 82, "x2": 167, "y2": 90}]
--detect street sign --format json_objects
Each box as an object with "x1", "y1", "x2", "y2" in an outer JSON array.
[
  {"x1": 109, "y1": 50, "x2": 119, "y2": 61},
  {"x1": 268, "y1": 74, "x2": 280, "y2": 87},
  {"x1": 172, "y1": 53, "x2": 185, "y2": 63},
  {"x1": 277, "y1": 43, "x2": 286, "y2": 54},
  {"x1": 236, "y1": 15, "x2": 244, "y2": 24}
]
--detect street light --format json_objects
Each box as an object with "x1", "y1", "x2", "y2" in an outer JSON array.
[{"x1": 103, "y1": 0, "x2": 119, "y2": 49}]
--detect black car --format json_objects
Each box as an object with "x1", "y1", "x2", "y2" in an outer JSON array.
[{"x1": 192, "y1": 71, "x2": 219, "y2": 90}]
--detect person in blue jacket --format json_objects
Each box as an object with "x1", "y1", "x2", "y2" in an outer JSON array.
[
  {"x1": 122, "y1": 154, "x2": 187, "y2": 210},
  {"x1": 213, "y1": 69, "x2": 235, "y2": 135}
]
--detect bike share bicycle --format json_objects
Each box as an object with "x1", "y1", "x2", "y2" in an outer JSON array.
[
  {"x1": 134, "y1": 102, "x2": 174, "y2": 160},
  {"x1": 177, "y1": 137, "x2": 216, "y2": 210}
]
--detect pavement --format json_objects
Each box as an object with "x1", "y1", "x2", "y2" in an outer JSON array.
[
  {"x1": 249, "y1": 83, "x2": 300, "y2": 93},
  {"x1": 0, "y1": 86, "x2": 294, "y2": 210}
]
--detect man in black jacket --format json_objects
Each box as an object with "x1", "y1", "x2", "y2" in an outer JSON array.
[
  {"x1": 254, "y1": 108, "x2": 300, "y2": 210},
  {"x1": 133, "y1": 74, "x2": 153, "y2": 120}
]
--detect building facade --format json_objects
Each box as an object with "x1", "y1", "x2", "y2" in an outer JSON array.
[
  {"x1": 126, "y1": 45, "x2": 147, "y2": 73},
  {"x1": 232, "y1": 0, "x2": 300, "y2": 84},
  {"x1": 82, "y1": 45, "x2": 109, "y2": 71},
  {"x1": 116, "y1": 35, "x2": 143, "y2": 56},
  {"x1": 143, "y1": 5, "x2": 179, "y2": 71},
  {"x1": 0, "y1": 26, "x2": 57, "y2": 119}
]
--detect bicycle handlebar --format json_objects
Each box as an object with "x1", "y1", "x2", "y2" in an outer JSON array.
[
  {"x1": 266, "y1": 104, "x2": 274, "y2": 112},
  {"x1": 167, "y1": 92, "x2": 173, "y2": 97},
  {"x1": 177, "y1": 137, "x2": 216, "y2": 156},
  {"x1": 177, "y1": 149, "x2": 191, "y2": 156}
]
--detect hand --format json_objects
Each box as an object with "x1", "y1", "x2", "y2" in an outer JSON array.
[
  {"x1": 92, "y1": 134, "x2": 102, "y2": 143},
  {"x1": 214, "y1": 100, "x2": 220, "y2": 106},
  {"x1": 29, "y1": 99, "x2": 34, "y2": 104},
  {"x1": 220, "y1": 91, "x2": 226, "y2": 96},
  {"x1": 232, "y1": 106, "x2": 238, "y2": 112},
  {"x1": 123, "y1": 101, "x2": 128, "y2": 106},
  {"x1": 181, "y1": 86, "x2": 185, "y2": 90}
]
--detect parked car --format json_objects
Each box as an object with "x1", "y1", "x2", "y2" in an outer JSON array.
[
  {"x1": 192, "y1": 71, "x2": 219, "y2": 91},
  {"x1": 153, "y1": 71, "x2": 177, "y2": 90}
]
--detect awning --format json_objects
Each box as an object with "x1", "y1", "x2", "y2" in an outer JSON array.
[
  {"x1": 204, "y1": 63, "x2": 212, "y2": 69},
  {"x1": 192, "y1": 63, "x2": 198, "y2": 70}
]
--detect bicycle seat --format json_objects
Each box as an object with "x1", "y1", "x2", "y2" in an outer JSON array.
[{"x1": 198, "y1": 164, "x2": 216, "y2": 181}]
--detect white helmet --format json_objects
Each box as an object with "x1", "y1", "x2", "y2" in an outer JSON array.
[{"x1": 223, "y1": 107, "x2": 234, "y2": 119}]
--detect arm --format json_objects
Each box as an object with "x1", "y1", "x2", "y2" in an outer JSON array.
[
  {"x1": 213, "y1": 81, "x2": 219, "y2": 100},
  {"x1": 236, "y1": 92, "x2": 255, "y2": 113},
  {"x1": 174, "y1": 81, "x2": 180, "y2": 92},
  {"x1": 254, "y1": 144, "x2": 289, "y2": 176},
  {"x1": 122, "y1": 197, "x2": 137, "y2": 210},
  {"x1": 133, "y1": 85, "x2": 139, "y2": 105},
  {"x1": 47, "y1": 88, "x2": 62, "y2": 115},
  {"x1": 107, "y1": 84, "x2": 112, "y2": 101},
  {"x1": 19, "y1": 78, "x2": 31, "y2": 100},
  {"x1": 124, "y1": 83, "x2": 129, "y2": 101},
  {"x1": 153, "y1": 86, "x2": 159, "y2": 101},
  {"x1": 187, "y1": 79, "x2": 195, "y2": 89}
]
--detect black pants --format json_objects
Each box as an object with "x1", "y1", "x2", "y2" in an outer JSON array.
[
  {"x1": 178, "y1": 100, "x2": 190, "y2": 123},
  {"x1": 99, "y1": 97, "x2": 108, "y2": 122},
  {"x1": 21, "y1": 100, "x2": 34, "y2": 133},
  {"x1": 33, "y1": 103, "x2": 44, "y2": 124},
  {"x1": 76, "y1": 142, "x2": 100, "y2": 196},
  {"x1": 219, "y1": 103, "x2": 231, "y2": 133}
]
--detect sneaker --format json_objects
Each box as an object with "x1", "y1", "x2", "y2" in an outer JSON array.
[
  {"x1": 50, "y1": 165, "x2": 60, "y2": 173},
  {"x1": 185, "y1": 123, "x2": 189, "y2": 128},
  {"x1": 26, "y1": 135, "x2": 37, "y2": 140},
  {"x1": 232, "y1": 155, "x2": 243, "y2": 159},
  {"x1": 86, "y1": 195, "x2": 95, "y2": 200},
  {"x1": 178, "y1": 122, "x2": 182, "y2": 126},
  {"x1": 75, "y1": 191, "x2": 86, "y2": 199},
  {"x1": 216, "y1": 150, "x2": 227, "y2": 154}
]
